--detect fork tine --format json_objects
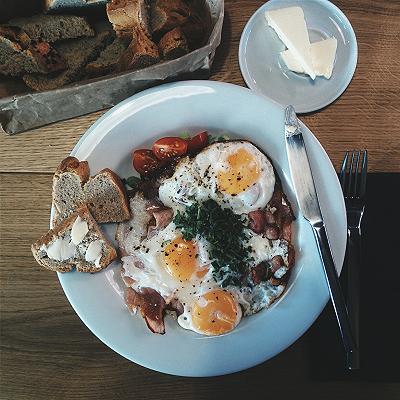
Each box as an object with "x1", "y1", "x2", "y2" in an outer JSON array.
[
  {"x1": 359, "y1": 150, "x2": 368, "y2": 198},
  {"x1": 347, "y1": 151, "x2": 355, "y2": 197},
  {"x1": 353, "y1": 150, "x2": 361, "y2": 198},
  {"x1": 339, "y1": 151, "x2": 348, "y2": 192}
]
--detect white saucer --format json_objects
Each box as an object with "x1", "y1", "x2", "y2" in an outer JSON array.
[{"x1": 239, "y1": 0, "x2": 358, "y2": 113}]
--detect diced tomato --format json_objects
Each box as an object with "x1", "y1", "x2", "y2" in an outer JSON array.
[
  {"x1": 152, "y1": 137, "x2": 188, "y2": 160},
  {"x1": 187, "y1": 131, "x2": 208, "y2": 153},
  {"x1": 132, "y1": 149, "x2": 162, "y2": 176}
]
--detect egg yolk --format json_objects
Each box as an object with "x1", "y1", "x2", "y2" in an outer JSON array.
[
  {"x1": 164, "y1": 237, "x2": 199, "y2": 281},
  {"x1": 217, "y1": 148, "x2": 260, "y2": 195},
  {"x1": 192, "y1": 289, "x2": 239, "y2": 335}
]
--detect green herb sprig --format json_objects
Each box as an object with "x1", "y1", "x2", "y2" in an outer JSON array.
[{"x1": 173, "y1": 199, "x2": 250, "y2": 286}]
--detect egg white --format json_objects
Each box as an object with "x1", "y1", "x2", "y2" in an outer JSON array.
[{"x1": 159, "y1": 141, "x2": 276, "y2": 215}]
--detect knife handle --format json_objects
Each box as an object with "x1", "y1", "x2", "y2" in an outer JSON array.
[{"x1": 312, "y1": 222, "x2": 358, "y2": 369}]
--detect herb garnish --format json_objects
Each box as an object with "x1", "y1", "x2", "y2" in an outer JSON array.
[
  {"x1": 173, "y1": 199, "x2": 251, "y2": 286},
  {"x1": 122, "y1": 176, "x2": 141, "y2": 189}
]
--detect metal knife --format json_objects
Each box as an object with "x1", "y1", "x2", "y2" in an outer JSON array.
[{"x1": 284, "y1": 105, "x2": 358, "y2": 369}]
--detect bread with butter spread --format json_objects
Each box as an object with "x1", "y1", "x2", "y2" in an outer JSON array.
[{"x1": 31, "y1": 204, "x2": 117, "y2": 273}]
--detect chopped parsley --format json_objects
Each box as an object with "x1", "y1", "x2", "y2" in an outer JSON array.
[
  {"x1": 173, "y1": 199, "x2": 251, "y2": 287},
  {"x1": 122, "y1": 176, "x2": 141, "y2": 189}
]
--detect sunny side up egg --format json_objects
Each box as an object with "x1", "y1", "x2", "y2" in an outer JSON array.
[
  {"x1": 121, "y1": 222, "x2": 243, "y2": 336},
  {"x1": 158, "y1": 141, "x2": 276, "y2": 215}
]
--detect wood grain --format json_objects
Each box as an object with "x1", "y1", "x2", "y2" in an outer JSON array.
[
  {"x1": 0, "y1": 0, "x2": 399, "y2": 173},
  {"x1": 1, "y1": 1, "x2": 400, "y2": 399}
]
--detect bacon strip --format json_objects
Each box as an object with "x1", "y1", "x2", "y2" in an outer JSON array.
[{"x1": 125, "y1": 287, "x2": 166, "y2": 334}]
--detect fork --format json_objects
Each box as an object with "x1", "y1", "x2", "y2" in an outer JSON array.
[{"x1": 339, "y1": 150, "x2": 368, "y2": 370}]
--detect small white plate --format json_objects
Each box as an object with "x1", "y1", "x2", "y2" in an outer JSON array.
[
  {"x1": 239, "y1": 0, "x2": 358, "y2": 113},
  {"x1": 57, "y1": 81, "x2": 346, "y2": 377}
]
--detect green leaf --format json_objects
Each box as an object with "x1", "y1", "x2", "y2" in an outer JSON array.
[
  {"x1": 124, "y1": 176, "x2": 141, "y2": 189},
  {"x1": 179, "y1": 132, "x2": 190, "y2": 139}
]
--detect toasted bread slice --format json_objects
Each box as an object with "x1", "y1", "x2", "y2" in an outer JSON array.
[
  {"x1": 150, "y1": 0, "x2": 190, "y2": 40},
  {"x1": 85, "y1": 37, "x2": 128, "y2": 78},
  {"x1": 158, "y1": 27, "x2": 189, "y2": 60},
  {"x1": 52, "y1": 156, "x2": 130, "y2": 224},
  {"x1": 31, "y1": 204, "x2": 117, "y2": 273},
  {"x1": 8, "y1": 14, "x2": 94, "y2": 43},
  {"x1": 52, "y1": 156, "x2": 90, "y2": 224},
  {"x1": 106, "y1": 0, "x2": 151, "y2": 40},
  {"x1": 84, "y1": 168, "x2": 131, "y2": 223},
  {"x1": 117, "y1": 26, "x2": 159, "y2": 71},
  {"x1": 22, "y1": 31, "x2": 112, "y2": 91},
  {"x1": 0, "y1": 26, "x2": 65, "y2": 77}
]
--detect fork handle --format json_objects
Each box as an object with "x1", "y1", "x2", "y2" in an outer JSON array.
[
  {"x1": 346, "y1": 228, "x2": 361, "y2": 369},
  {"x1": 312, "y1": 223, "x2": 358, "y2": 369}
]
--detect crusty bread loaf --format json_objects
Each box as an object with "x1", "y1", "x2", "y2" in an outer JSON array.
[
  {"x1": 106, "y1": 0, "x2": 150, "y2": 40},
  {"x1": 84, "y1": 168, "x2": 131, "y2": 223},
  {"x1": 0, "y1": 26, "x2": 66, "y2": 77},
  {"x1": 22, "y1": 30, "x2": 112, "y2": 91},
  {"x1": 85, "y1": 37, "x2": 128, "y2": 78},
  {"x1": 31, "y1": 204, "x2": 117, "y2": 273},
  {"x1": 52, "y1": 156, "x2": 130, "y2": 224},
  {"x1": 8, "y1": 14, "x2": 94, "y2": 43},
  {"x1": 158, "y1": 27, "x2": 189, "y2": 60},
  {"x1": 117, "y1": 26, "x2": 159, "y2": 71}
]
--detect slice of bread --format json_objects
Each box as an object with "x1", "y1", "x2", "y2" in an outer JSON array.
[
  {"x1": 52, "y1": 156, "x2": 90, "y2": 224},
  {"x1": 22, "y1": 30, "x2": 112, "y2": 91},
  {"x1": 117, "y1": 26, "x2": 160, "y2": 71},
  {"x1": 85, "y1": 37, "x2": 128, "y2": 78},
  {"x1": 0, "y1": 26, "x2": 66, "y2": 77},
  {"x1": 8, "y1": 14, "x2": 94, "y2": 43},
  {"x1": 150, "y1": 0, "x2": 190, "y2": 40},
  {"x1": 158, "y1": 27, "x2": 189, "y2": 60},
  {"x1": 31, "y1": 204, "x2": 117, "y2": 273},
  {"x1": 84, "y1": 168, "x2": 131, "y2": 223},
  {"x1": 52, "y1": 156, "x2": 130, "y2": 225},
  {"x1": 106, "y1": 0, "x2": 151, "y2": 40}
]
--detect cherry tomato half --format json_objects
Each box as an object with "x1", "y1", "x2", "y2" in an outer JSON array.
[
  {"x1": 132, "y1": 149, "x2": 162, "y2": 176},
  {"x1": 152, "y1": 137, "x2": 188, "y2": 160},
  {"x1": 187, "y1": 131, "x2": 208, "y2": 153}
]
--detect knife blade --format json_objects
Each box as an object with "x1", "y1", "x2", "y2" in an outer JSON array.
[{"x1": 284, "y1": 105, "x2": 358, "y2": 369}]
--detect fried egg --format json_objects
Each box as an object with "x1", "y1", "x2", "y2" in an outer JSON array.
[
  {"x1": 159, "y1": 141, "x2": 275, "y2": 214},
  {"x1": 121, "y1": 220, "x2": 243, "y2": 335}
]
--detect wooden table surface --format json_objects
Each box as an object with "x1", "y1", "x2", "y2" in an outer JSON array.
[{"x1": 1, "y1": 1, "x2": 399, "y2": 399}]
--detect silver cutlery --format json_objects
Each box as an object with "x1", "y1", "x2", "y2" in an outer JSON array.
[
  {"x1": 284, "y1": 105, "x2": 358, "y2": 370},
  {"x1": 339, "y1": 150, "x2": 367, "y2": 370}
]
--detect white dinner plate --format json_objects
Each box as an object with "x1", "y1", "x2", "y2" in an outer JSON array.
[
  {"x1": 239, "y1": 0, "x2": 358, "y2": 113},
  {"x1": 57, "y1": 81, "x2": 346, "y2": 377}
]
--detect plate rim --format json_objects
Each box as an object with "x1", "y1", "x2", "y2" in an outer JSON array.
[
  {"x1": 238, "y1": 0, "x2": 358, "y2": 113},
  {"x1": 57, "y1": 80, "x2": 346, "y2": 376}
]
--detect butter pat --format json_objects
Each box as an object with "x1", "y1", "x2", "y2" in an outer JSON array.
[
  {"x1": 265, "y1": 6, "x2": 315, "y2": 80},
  {"x1": 44, "y1": 237, "x2": 75, "y2": 261},
  {"x1": 85, "y1": 240, "x2": 103, "y2": 267},
  {"x1": 281, "y1": 37, "x2": 337, "y2": 79},
  {"x1": 71, "y1": 216, "x2": 89, "y2": 245}
]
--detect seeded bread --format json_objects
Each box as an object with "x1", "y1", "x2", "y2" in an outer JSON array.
[
  {"x1": 8, "y1": 14, "x2": 94, "y2": 43},
  {"x1": 52, "y1": 156, "x2": 90, "y2": 224},
  {"x1": 117, "y1": 26, "x2": 159, "y2": 71},
  {"x1": 31, "y1": 204, "x2": 117, "y2": 273},
  {"x1": 85, "y1": 37, "x2": 128, "y2": 77},
  {"x1": 106, "y1": 0, "x2": 151, "y2": 40},
  {"x1": 158, "y1": 27, "x2": 189, "y2": 60},
  {"x1": 84, "y1": 168, "x2": 131, "y2": 223},
  {"x1": 0, "y1": 26, "x2": 66, "y2": 76},
  {"x1": 22, "y1": 30, "x2": 112, "y2": 91},
  {"x1": 52, "y1": 156, "x2": 131, "y2": 224}
]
